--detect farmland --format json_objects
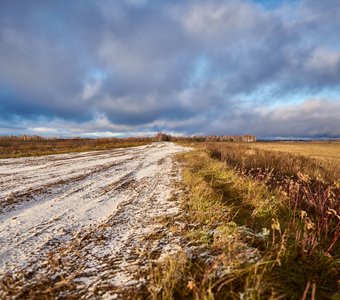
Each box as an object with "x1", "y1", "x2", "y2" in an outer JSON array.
[
  {"x1": 0, "y1": 136, "x2": 151, "y2": 159},
  {"x1": 250, "y1": 141, "x2": 340, "y2": 163},
  {"x1": 0, "y1": 139, "x2": 339, "y2": 299}
]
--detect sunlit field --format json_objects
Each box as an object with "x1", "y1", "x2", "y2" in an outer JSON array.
[{"x1": 250, "y1": 141, "x2": 340, "y2": 162}]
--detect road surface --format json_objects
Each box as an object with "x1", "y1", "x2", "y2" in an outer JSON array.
[{"x1": 0, "y1": 142, "x2": 187, "y2": 298}]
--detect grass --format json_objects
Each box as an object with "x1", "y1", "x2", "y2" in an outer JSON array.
[
  {"x1": 147, "y1": 150, "x2": 279, "y2": 299},
  {"x1": 146, "y1": 143, "x2": 339, "y2": 299},
  {"x1": 204, "y1": 142, "x2": 339, "y2": 184},
  {"x1": 0, "y1": 138, "x2": 150, "y2": 159}
]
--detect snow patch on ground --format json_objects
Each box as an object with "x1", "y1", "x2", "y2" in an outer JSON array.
[{"x1": 0, "y1": 142, "x2": 188, "y2": 298}]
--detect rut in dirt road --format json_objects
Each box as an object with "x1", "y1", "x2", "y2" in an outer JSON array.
[{"x1": 0, "y1": 142, "x2": 188, "y2": 298}]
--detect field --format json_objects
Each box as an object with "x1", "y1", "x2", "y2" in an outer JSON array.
[
  {"x1": 0, "y1": 140, "x2": 339, "y2": 299},
  {"x1": 0, "y1": 137, "x2": 150, "y2": 159},
  {"x1": 250, "y1": 141, "x2": 340, "y2": 162}
]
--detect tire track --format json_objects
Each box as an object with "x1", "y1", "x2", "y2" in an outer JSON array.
[{"x1": 0, "y1": 147, "x2": 143, "y2": 199}]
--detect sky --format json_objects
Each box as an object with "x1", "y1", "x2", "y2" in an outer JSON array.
[{"x1": 0, "y1": 0, "x2": 339, "y2": 138}]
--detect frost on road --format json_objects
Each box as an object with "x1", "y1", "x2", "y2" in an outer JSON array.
[{"x1": 0, "y1": 142, "x2": 187, "y2": 298}]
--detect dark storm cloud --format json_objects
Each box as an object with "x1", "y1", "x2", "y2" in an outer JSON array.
[
  {"x1": 0, "y1": 0, "x2": 339, "y2": 137},
  {"x1": 201, "y1": 99, "x2": 340, "y2": 138}
]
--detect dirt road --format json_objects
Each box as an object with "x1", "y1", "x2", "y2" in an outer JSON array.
[{"x1": 0, "y1": 142, "x2": 187, "y2": 298}]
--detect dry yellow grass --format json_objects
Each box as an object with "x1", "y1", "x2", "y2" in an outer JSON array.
[
  {"x1": 250, "y1": 141, "x2": 340, "y2": 163},
  {"x1": 151, "y1": 146, "x2": 339, "y2": 299}
]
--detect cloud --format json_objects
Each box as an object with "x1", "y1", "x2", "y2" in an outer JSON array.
[
  {"x1": 304, "y1": 48, "x2": 340, "y2": 77},
  {"x1": 249, "y1": 99, "x2": 340, "y2": 138},
  {"x1": 191, "y1": 99, "x2": 340, "y2": 138},
  {"x1": 0, "y1": 0, "x2": 339, "y2": 138}
]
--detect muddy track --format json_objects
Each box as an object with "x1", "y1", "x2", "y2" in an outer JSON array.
[{"x1": 0, "y1": 143, "x2": 187, "y2": 299}]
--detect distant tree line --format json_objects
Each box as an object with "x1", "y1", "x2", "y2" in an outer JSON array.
[{"x1": 155, "y1": 132, "x2": 256, "y2": 142}]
